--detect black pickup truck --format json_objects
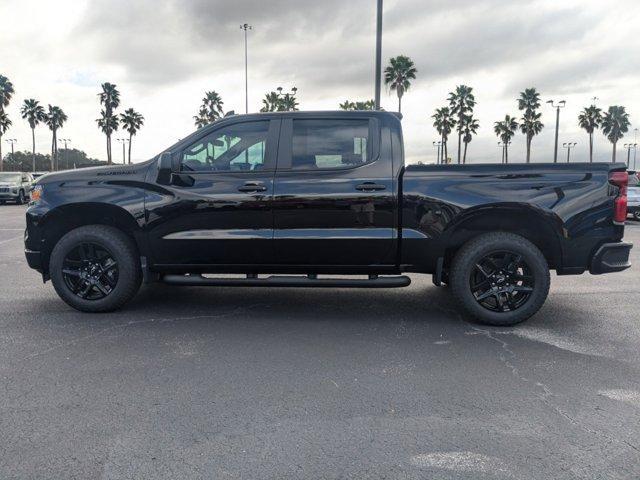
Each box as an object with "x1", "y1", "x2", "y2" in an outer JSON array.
[{"x1": 24, "y1": 111, "x2": 632, "y2": 325}]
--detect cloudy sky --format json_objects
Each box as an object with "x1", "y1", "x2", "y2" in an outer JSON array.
[{"x1": 1, "y1": 0, "x2": 639, "y2": 165}]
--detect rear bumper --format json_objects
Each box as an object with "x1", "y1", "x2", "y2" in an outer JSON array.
[{"x1": 589, "y1": 242, "x2": 632, "y2": 274}]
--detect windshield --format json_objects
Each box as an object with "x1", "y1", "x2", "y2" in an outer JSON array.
[{"x1": 0, "y1": 173, "x2": 21, "y2": 183}]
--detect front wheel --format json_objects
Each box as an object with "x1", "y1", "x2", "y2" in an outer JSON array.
[
  {"x1": 633, "y1": 211, "x2": 640, "y2": 221},
  {"x1": 49, "y1": 225, "x2": 141, "y2": 312},
  {"x1": 450, "y1": 232, "x2": 550, "y2": 326}
]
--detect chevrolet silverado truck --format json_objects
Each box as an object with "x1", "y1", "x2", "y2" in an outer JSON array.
[{"x1": 24, "y1": 111, "x2": 632, "y2": 325}]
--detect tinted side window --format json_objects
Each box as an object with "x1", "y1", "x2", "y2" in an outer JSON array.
[
  {"x1": 291, "y1": 119, "x2": 369, "y2": 170},
  {"x1": 181, "y1": 121, "x2": 269, "y2": 172}
]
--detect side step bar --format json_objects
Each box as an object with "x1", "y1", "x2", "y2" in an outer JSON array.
[{"x1": 162, "y1": 274, "x2": 411, "y2": 288}]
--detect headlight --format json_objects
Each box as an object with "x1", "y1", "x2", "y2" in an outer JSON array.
[{"x1": 31, "y1": 184, "x2": 43, "y2": 202}]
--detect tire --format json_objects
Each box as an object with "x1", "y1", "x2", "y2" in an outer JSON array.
[
  {"x1": 49, "y1": 225, "x2": 141, "y2": 313},
  {"x1": 450, "y1": 232, "x2": 550, "y2": 326},
  {"x1": 16, "y1": 190, "x2": 25, "y2": 205},
  {"x1": 634, "y1": 211, "x2": 640, "y2": 221}
]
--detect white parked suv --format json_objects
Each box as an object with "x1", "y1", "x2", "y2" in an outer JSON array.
[
  {"x1": 0, "y1": 172, "x2": 34, "y2": 205},
  {"x1": 628, "y1": 171, "x2": 640, "y2": 221}
]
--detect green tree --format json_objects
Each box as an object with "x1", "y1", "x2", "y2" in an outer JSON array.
[
  {"x1": 260, "y1": 88, "x2": 299, "y2": 112},
  {"x1": 432, "y1": 106, "x2": 456, "y2": 164},
  {"x1": 97, "y1": 82, "x2": 120, "y2": 164},
  {"x1": 20, "y1": 98, "x2": 46, "y2": 172},
  {"x1": 601, "y1": 106, "x2": 630, "y2": 163},
  {"x1": 494, "y1": 115, "x2": 518, "y2": 164},
  {"x1": 193, "y1": 91, "x2": 224, "y2": 128},
  {"x1": 461, "y1": 115, "x2": 479, "y2": 164},
  {"x1": 0, "y1": 75, "x2": 15, "y2": 113},
  {"x1": 578, "y1": 105, "x2": 603, "y2": 163},
  {"x1": 0, "y1": 111, "x2": 11, "y2": 172},
  {"x1": 339, "y1": 99, "x2": 375, "y2": 111},
  {"x1": 44, "y1": 105, "x2": 67, "y2": 171},
  {"x1": 448, "y1": 85, "x2": 476, "y2": 164},
  {"x1": 384, "y1": 55, "x2": 417, "y2": 113},
  {"x1": 517, "y1": 88, "x2": 544, "y2": 163},
  {"x1": 120, "y1": 108, "x2": 145, "y2": 164}
]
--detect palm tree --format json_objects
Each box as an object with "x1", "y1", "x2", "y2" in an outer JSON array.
[
  {"x1": 432, "y1": 106, "x2": 456, "y2": 164},
  {"x1": 461, "y1": 115, "x2": 479, "y2": 164},
  {"x1": 494, "y1": 115, "x2": 518, "y2": 164},
  {"x1": 260, "y1": 88, "x2": 299, "y2": 112},
  {"x1": 601, "y1": 106, "x2": 631, "y2": 163},
  {"x1": 193, "y1": 91, "x2": 224, "y2": 128},
  {"x1": 119, "y1": 108, "x2": 145, "y2": 164},
  {"x1": 339, "y1": 100, "x2": 375, "y2": 111},
  {"x1": 97, "y1": 82, "x2": 120, "y2": 164},
  {"x1": 0, "y1": 75, "x2": 15, "y2": 113},
  {"x1": 260, "y1": 92, "x2": 280, "y2": 113},
  {"x1": 0, "y1": 111, "x2": 11, "y2": 172},
  {"x1": 97, "y1": 110, "x2": 119, "y2": 164},
  {"x1": 20, "y1": 99, "x2": 46, "y2": 172},
  {"x1": 279, "y1": 92, "x2": 299, "y2": 112},
  {"x1": 448, "y1": 85, "x2": 476, "y2": 164},
  {"x1": 44, "y1": 105, "x2": 68, "y2": 171},
  {"x1": 578, "y1": 105, "x2": 603, "y2": 163},
  {"x1": 517, "y1": 88, "x2": 544, "y2": 163},
  {"x1": 384, "y1": 55, "x2": 417, "y2": 113}
]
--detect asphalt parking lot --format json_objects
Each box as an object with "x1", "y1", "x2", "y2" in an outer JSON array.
[{"x1": 1, "y1": 203, "x2": 639, "y2": 479}]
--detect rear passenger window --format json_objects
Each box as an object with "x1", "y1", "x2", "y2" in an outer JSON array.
[{"x1": 291, "y1": 119, "x2": 370, "y2": 170}]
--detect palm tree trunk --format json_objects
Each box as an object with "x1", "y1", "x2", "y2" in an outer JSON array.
[
  {"x1": 128, "y1": 133, "x2": 132, "y2": 164},
  {"x1": 457, "y1": 131, "x2": 462, "y2": 164},
  {"x1": 31, "y1": 128, "x2": 36, "y2": 172},
  {"x1": 589, "y1": 133, "x2": 593, "y2": 163},
  {"x1": 398, "y1": 94, "x2": 402, "y2": 113},
  {"x1": 505, "y1": 145, "x2": 509, "y2": 164},
  {"x1": 444, "y1": 141, "x2": 448, "y2": 164},
  {"x1": 0, "y1": 136, "x2": 3, "y2": 172},
  {"x1": 463, "y1": 141, "x2": 468, "y2": 164},
  {"x1": 612, "y1": 141, "x2": 616, "y2": 163},
  {"x1": 107, "y1": 134, "x2": 111, "y2": 165},
  {"x1": 440, "y1": 134, "x2": 445, "y2": 164},
  {"x1": 51, "y1": 133, "x2": 55, "y2": 171},
  {"x1": 526, "y1": 135, "x2": 531, "y2": 163}
]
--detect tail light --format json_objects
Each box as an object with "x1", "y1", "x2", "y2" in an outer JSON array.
[{"x1": 609, "y1": 171, "x2": 628, "y2": 225}]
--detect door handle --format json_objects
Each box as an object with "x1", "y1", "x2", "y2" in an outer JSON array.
[
  {"x1": 355, "y1": 182, "x2": 386, "y2": 192},
  {"x1": 238, "y1": 182, "x2": 267, "y2": 193}
]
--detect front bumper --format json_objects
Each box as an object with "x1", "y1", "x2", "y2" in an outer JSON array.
[
  {"x1": 25, "y1": 248, "x2": 43, "y2": 273},
  {"x1": 589, "y1": 242, "x2": 632, "y2": 274}
]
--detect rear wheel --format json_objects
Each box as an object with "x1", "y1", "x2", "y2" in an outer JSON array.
[
  {"x1": 450, "y1": 232, "x2": 550, "y2": 326},
  {"x1": 49, "y1": 225, "x2": 141, "y2": 312}
]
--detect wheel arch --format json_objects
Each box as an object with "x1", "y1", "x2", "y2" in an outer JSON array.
[
  {"x1": 442, "y1": 204, "x2": 564, "y2": 270},
  {"x1": 39, "y1": 203, "x2": 144, "y2": 271}
]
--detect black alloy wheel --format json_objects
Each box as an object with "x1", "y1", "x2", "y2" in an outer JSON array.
[{"x1": 62, "y1": 242, "x2": 119, "y2": 300}]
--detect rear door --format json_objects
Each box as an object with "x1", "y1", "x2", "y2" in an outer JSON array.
[
  {"x1": 272, "y1": 115, "x2": 396, "y2": 266},
  {"x1": 146, "y1": 118, "x2": 279, "y2": 267}
]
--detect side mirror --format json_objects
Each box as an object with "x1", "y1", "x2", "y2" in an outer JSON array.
[{"x1": 157, "y1": 151, "x2": 173, "y2": 185}]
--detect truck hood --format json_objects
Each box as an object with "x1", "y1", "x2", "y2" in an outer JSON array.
[{"x1": 35, "y1": 161, "x2": 155, "y2": 185}]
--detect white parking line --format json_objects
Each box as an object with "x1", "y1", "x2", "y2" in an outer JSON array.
[{"x1": 0, "y1": 236, "x2": 22, "y2": 246}]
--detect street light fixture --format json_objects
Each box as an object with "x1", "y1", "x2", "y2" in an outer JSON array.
[
  {"x1": 433, "y1": 141, "x2": 442, "y2": 164},
  {"x1": 58, "y1": 138, "x2": 71, "y2": 170},
  {"x1": 623, "y1": 143, "x2": 637, "y2": 168},
  {"x1": 116, "y1": 138, "x2": 129, "y2": 165},
  {"x1": 240, "y1": 23, "x2": 252, "y2": 114},
  {"x1": 562, "y1": 142, "x2": 577, "y2": 163},
  {"x1": 3, "y1": 138, "x2": 16, "y2": 172},
  {"x1": 547, "y1": 99, "x2": 566, "y2": 163}
]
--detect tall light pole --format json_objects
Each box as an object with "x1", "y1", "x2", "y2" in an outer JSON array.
[
  {"x1": 634, "y1": 129, "x2": 638, "y2": 170},
  {"x1": 433, "y1": 141, "x2": 442, "y2": 164},
  {"x1": 547, "y1": 99, "x2": 566, "y2": 163},
  {"x1": 374, "y1": 0, "x2": 383, "y2": 110},
  {"x1": 116, "y1": 138, "x2": 129, "y2": 165},
  {"x1": 58, "y1": 138, "x2": 71, "y2": 170},
  {"x1": 563, "y1": 142, "x2": 577, "y2": 163},
  {"x1": 624, "y1": 143, "x2": 637, "y2": 168},
  {"x1": 4, "y1": 138, "x2": 16, "y2": 172},
  {"x1": 240, "y1": 23, "x2": 252, "y2": 114}
]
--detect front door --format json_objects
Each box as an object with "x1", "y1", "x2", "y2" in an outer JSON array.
[
  {"x1": 272, "y1": 116, "x2": 396, "y2": 266},
  {"x1": 147, "y1": 119, "x2": 279, "y2": 268}
]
